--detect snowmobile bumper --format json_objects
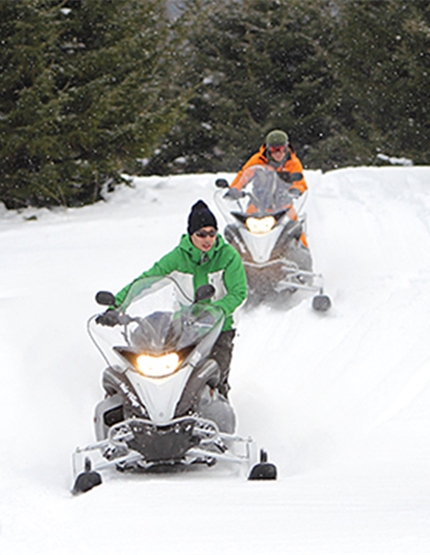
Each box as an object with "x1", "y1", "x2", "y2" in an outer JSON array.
[
  {"x1": 72, "y1": 415, "x2": 259, "y2": 491},
  {"x1": 244, "y1": 259, "x2": 331, "y2": 311},
  {"x1": 244, "y1": 258, "x2": 323, "y2": 294}
]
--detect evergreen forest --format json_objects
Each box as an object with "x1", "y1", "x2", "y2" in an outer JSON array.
[{"x1": 1, "y1": 0, "x2": 428, "y2": 208}]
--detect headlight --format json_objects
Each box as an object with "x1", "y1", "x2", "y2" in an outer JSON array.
[
  {"x1": 135, "y1": 352, "x2": 180, "y2": 378},
  {"x1": 246, "y1": 216, "x2": 276, "y2": 235}
]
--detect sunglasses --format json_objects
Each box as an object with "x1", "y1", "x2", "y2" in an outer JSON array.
[
  {"x1": 194, "y1": 229, "x2": 217, "y2": 238},
  {"x1": 268, "y1": 145, "x2": 286, "y2": 154}
]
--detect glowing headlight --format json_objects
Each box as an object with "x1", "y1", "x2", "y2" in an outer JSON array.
[
  {"x1": 246, "y1": 216, "x2": 276, "y2": 235},
  {"x1": 135, "y1": 352, "x2": 180, "y2": 378}
]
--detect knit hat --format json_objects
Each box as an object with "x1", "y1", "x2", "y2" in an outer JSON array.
[
  {"x1": 266, "y1": 129, "x2": 289, "y2": 147},
  {"x1": 187, "y1": 200, "x2": 218, "y2": 235}
]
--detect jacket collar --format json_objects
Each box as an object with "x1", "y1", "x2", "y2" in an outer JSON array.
[{"x1": 179, "y1": 233, "x2": 224, "y2": 263}]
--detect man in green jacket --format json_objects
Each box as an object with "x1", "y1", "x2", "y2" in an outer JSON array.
[{"x1": 97, "y1": 200, "x2": 247, "y2": 398}]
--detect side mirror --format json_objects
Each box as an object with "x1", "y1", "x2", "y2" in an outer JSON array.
[
  {"x1": 95, "y1": 291, "x2": 116, "y2": 306},
  {"x1": 194, "y1": 284, "x2": 215, "y2": 302},
  {"x1": 215, "y1": 178, "x2": 229, "y2": 189}
]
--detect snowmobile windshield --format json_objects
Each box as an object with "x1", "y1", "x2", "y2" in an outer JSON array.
[
  {"x1": 89, "y1": 276, "x2": 225, "y2": 372},
  {"x1": 232, "y1": 165, "x2": 293, "y2": 215}
]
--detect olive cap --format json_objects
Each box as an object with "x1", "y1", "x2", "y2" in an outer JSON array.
[{"x1": 265, "y1": 129, "x2": 288, "y2": 147}]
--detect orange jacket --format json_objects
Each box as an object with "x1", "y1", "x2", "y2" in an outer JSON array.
[{"x1": 230, "y1": 144, "x2": 307, "y2": 194}]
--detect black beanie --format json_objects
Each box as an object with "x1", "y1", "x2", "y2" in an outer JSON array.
[{"x1": 187, "y1": 200, "x2": 218, "y2": 235}]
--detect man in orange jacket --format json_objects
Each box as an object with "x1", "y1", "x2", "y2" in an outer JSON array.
[
  {"x1": 230, "y1": 129, "x2": 307, "y2": 196},
  {"x1": 229, "y1": 129, "x2": 309, "y2": 247}
]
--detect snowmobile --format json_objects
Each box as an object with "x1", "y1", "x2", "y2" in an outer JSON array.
[
  {"x1": 72, "y1": 276, "x2": 276, "y2": 494},
  {"x1": 215, "y1": 165, "x2": 331, "y2": 311}
]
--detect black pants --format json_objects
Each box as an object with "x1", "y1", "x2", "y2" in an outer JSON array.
[{"x1": 210, "y1": 329, "x2": 236, "y2": 399}]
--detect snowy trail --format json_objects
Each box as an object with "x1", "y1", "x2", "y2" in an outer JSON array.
[
  {"x1": 1, "y1": 167, "x2": 430, "y2": 554},
  {"x1": 234, "y1": 168, "x2": 430, "y2": 472}
]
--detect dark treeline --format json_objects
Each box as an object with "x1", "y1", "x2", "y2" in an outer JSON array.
[{"x1": 1, "y1": 0, "x2": 428, "y2": 208}]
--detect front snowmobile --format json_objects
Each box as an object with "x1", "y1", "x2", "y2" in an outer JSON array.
[
  {"x1": 72, "y1": 276, "x2": 276, "y2": 494},
  {"x1": 215, "y1": 166, "x2": 331, "y2": 311}
]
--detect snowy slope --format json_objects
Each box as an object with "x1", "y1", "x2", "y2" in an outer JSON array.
[{"x1": 1, "y1": 166, "x2": 430, "y2": 555}]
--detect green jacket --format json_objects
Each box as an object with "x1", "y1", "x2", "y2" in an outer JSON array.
[{"x1": 114, "y1": 234, "x2": 247, "y2": 331}]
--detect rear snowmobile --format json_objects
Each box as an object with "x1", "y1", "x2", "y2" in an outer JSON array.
[
  {"x1": 72, "y1": 276, "x2": 276, "y2": 494},
  {"x1": 215, "y1": 166, "x2": 331, "y2": 311}
]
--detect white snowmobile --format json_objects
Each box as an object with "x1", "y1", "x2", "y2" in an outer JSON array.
[
  {"x1": 72, "y1": 276, "x2": 276, "y2": 494},
  {"x1": 215, "y1": 165, "x2": 331, "y2": 311}
]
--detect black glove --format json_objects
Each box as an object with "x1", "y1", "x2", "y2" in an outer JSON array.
[
  {"x1": 278, "y1": 171, "x2": 291, "y2": 183},
  {"x1": 288, "y1": 187, "x2": 301, "y2": 199},
  {"x1": 224, "y1": 188, "x2": 244, "y2": 200},
  {"x1": 96, "y1": 309, "x2": 120, "y2": 327}
]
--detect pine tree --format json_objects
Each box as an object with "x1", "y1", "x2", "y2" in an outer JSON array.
[
  {"x1": 310, "y1": 0, "x2": 430, "y2": 168},
  {"x1": 146, "y1": 0, "x2": 429, "y2": 173},
  {"x1": 0, "y1": 0, "x2": 189, "y2": 208},
  {"x1": 144, "y1": 0, "x2": 336, "y2": 174}
]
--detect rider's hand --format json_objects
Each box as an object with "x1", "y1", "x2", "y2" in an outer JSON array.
[
  {"x1": 278, "y1": 171, "x2": 291, "y2": 183},
  {"x1": 96, "y1": 309, "x2": 120, "y2": 327},
  {"x1": 224, "y1": 188, "x2": 244, "y2": 200},
  {"x1": 288, "y1": 187, "x2": 301, "y2": 199}
]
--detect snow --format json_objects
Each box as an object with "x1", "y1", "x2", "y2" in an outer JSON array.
[
  {"x1": 1, "y1": 166, "x2": 430, "y2": 554},
  {"x1": 377, "y1": 153, "x2": 413, "y2": 166}
]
